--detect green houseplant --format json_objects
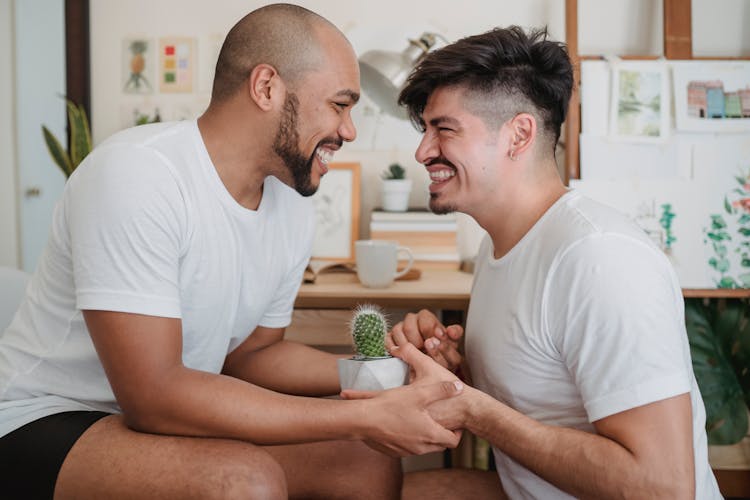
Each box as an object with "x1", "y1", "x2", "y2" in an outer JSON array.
[
  {"x1": 686, "y1": 297, "x2": 750, "y2": 445},
  {"x1": 41, "y1": 98, "x2": 92, "y2": 178},
  {"x1": 380, "y1": 163, "x2": 412, "y2": 212},
  {"x1": 337, "y1": 304, "x2": 409, "y2": 391}
]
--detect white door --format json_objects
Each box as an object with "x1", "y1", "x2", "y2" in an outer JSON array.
[
  {"x1": 14, "y1": 0, "x2": 67, "y2": 272},
  {"x1": 0, "y1": 0, "x2": 20, "y2": 268}
]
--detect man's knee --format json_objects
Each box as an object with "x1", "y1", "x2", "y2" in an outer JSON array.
[{"x1": 199, "y1": 444, "x2": 287, "y2": 500}]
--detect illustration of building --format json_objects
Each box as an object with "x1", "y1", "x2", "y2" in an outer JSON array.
[
  {"x1": 686, "y1": 80, "x2": 750, "y2": 120},
  {"x1": 739, "y1": 87, "x2": 750, "y2": 117},
  {"x1": 725, "y1": 91, "x2": 742, "y2": 118}
]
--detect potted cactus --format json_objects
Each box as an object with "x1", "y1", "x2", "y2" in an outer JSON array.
[
  {"x1": 337, "y1": 304, "x2": 409, "y2": 391},
  {"x1": 381, "y1": 163, "x2": 412, "y2": 212}
]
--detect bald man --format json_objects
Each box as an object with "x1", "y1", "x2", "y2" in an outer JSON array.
[{"x1": 0, "y1": 4, "x2": 463, "y2": 499}]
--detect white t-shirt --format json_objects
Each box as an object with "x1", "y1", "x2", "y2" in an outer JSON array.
[
  {"x1": 0, "y1": 120, "x2": 315, "y2": 438},
  {"x1": 465, "y1": 190, "x2": 720, "y2": 499}
]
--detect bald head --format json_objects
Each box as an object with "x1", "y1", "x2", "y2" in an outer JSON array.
[{"x1": 211, "y1": 3, "x2": 345, "y2": 103}]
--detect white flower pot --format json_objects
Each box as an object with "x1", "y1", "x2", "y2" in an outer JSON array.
[
  {"x1": 381, "y1": 179, "x2": 413, "y2": 212},
  {"x1": 338, "y1": 356, "x2": 409, "y2": 391}
]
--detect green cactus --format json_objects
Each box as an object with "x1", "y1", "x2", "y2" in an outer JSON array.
[
  {"x1": 350, "y1": 304, "x2": 389, "y2": 359},
  {"x1": 381, "y1": 163, "x2": 406, "y2": 180}
]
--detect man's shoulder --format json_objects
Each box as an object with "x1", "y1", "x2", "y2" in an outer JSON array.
[
  {"x1": 548, "y1": 191, "x2": 657, "y2": 256},
  {"x1": 96, "y1": 121, "x2": 189, "y2": 151}
]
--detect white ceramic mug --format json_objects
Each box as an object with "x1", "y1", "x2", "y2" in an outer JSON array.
[{"x1": 355, "y1": 240, "x2": 414, "y2": 288}]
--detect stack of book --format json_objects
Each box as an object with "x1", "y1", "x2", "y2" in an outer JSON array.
[{"x1": 369, "y1": 210, "x2": 460, "y2": 269}]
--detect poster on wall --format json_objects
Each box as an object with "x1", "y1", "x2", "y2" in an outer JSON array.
[
  {"x1": 572, "y1": 135, "x2": 750, "y2": 290},
  {"x1": 310, "y1": 163, "x2": 361, "y2": 262},
  {"x1": 571, "y1": 178, "x2": 707, "y2": 288},
  {"x1": 122, "y1": 38, "x2": 155, "y2": 94},
  {"x1": 158, "y1": 37, "x2": 195, "y2": 93},
  {"x1": 609, "y1": 61, "x2": 670, "y2": 143},
  {"x1": 672, "y1": 61, "x2": 750, "y2": 132}
]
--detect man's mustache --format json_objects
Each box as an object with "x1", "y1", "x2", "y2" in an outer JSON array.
[{"x1": 426, "y1": 157, "x2": 457, "y2": 169}]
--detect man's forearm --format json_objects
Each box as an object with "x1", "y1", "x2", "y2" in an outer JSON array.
[
  {"x1": 223, "y1": 340, "x2": 345, "y2": 396},
  {"x1": 123, "y1": 365, "x2": 365, "y2": 444},
  {"x1": 462, "y1": 388, "x2": 692, "y2": 499}
]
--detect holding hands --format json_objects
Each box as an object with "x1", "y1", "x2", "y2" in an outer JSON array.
[
  {"x1": 340, "y1": 342, "x2": 466, "y2": 456},
  {"x1": 387, "y1": 309, "x2": 464, "y2": 372}
]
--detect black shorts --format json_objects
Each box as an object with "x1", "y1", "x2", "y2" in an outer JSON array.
[{"x1": 0, "y1": 410, "x2": 110, "y2": 500}]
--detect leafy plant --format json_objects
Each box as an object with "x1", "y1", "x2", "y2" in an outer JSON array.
[
  {"x1": 685, "y1": 297, "x2": 750, "y2": 444},
  {"x1": 703, "y1": 168, "x2": 750, "y2": 288},
  {"x1": 350, "y1": 304, "x2": 389, "y2": 359},
  {"x1": 41, "y1": 98, "x2": 92, "y2": 178},
  {"x1": 659, "y1": 203, "x2": 677, "y2": 251},
  {"x1": 382, "y1": 163, "x2": 406, "y2": 180}
]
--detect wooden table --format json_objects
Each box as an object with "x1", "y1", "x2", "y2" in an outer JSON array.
[
  {"x1": 295, "y1": 268, "x2": 474, "y2": 311},
  {"x1": 288, "y1": 269, "x2": 473, "y2": 348}
]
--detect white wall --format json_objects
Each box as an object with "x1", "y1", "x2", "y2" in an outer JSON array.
[{"x1": 0, "y1": 0, "x2": 20, "y2": 267}]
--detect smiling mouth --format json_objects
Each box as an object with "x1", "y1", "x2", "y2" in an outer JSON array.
[
  {"x1": 429, "y1": 168, "x2": 456, "y2": 183},
  {"x1": 315, "y1": 147, "x2": 334, "y2": 165}
]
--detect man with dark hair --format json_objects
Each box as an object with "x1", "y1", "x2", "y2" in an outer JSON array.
[
  {"x1": 379, "y1": 26, "x2": 721, "y2": 498},
  {"x1": 0, "y1": 4, "x2": 463, "y2": 499}
]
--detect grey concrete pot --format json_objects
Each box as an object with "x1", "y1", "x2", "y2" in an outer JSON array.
[{"x1": 338, "y1": 356, "x2": 409, "y2": 391}]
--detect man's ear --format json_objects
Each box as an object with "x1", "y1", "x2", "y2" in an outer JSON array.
[
  {"x1": 507, "y1": 113, "x2": 537, "y2": 160},
  {"x1": 247, "y1": 64, "x2": 284, "y2": 111}
]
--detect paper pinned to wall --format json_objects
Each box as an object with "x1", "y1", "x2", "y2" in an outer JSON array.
[
  {"x1": 608, "y1": 60, "x2": 671, "y2": 143},
  {"x1": 158, "y1": 37, "x2": 194, "y2": 93},
  {"x1": 572, "y1": 134, "x2": 750, "y2": 289},
  {"x1": 673, "y1": 60, "x2": 750, "y2": 132},
  {"x1": 571, "y1": 178, "x2": 710, "y2": 288}
]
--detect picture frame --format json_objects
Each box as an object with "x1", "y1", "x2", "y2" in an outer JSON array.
[
  {"x1": 122, "y1": 37, "x2": 155, "y2": 95},
  {"x1": 158, "y1": 37, "x2": 195, "y2": 93},
  {"x1": 672, "y1": 60, "x2": 750, "y2": 133},
  {"x1": 311, "y1": 162, "x2": 361, "y2": 261},
  {"x1": 609, "y1": 61, "x2": 670, "y2": 143}
]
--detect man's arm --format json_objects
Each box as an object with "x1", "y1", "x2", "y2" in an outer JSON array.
[
  {"x1": 83, "y1": 309, "x2": 462, "y2": 455},
  {"x1": 463, "y1": 388, "x2": 694, "y2": 498},
  {"x1": 393, "y1": 344, "x2": 695, "y2": 499},
  {"x1": 222, "y1": 325, "x2": 343, "y2": 396}
]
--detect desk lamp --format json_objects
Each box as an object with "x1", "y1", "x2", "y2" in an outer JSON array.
[{"x1": 358, "y1": 32, "x2": 447, "y2": 119}]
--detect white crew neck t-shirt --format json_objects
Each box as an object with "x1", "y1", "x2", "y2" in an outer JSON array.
[
  {"x1": 0, "y1": 120, "x2": 315, "y2": 438},
  {"x1": 465, "y1": 190, "x2": 720, "y2": 499}
]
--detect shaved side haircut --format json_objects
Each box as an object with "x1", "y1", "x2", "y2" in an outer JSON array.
[
  {"x1": 211, "y1": 3, "x2": 336, "y2": 103},
  {"x1": 399, "y1": 26, "x2": 574, "y2": 157}
]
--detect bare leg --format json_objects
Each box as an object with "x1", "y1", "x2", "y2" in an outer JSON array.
[
  {"x1": 402, "y1": 469, "x2": 506, "y2": 500},
  {"x1": 55, "y1": 415, "x2": 287, "y2": 499},
  {"x1": 265, "y1": 440, "x2": 402, "y2": 499},
  {"x1": 56, "y1": 415, "x2": 399, "y2": 500}
]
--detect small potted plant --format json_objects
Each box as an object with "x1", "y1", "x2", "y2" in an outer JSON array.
[
  {"x1": 381, "y1": 163, "x2": 412, "y2": 212},
  {"x1": 337, "y1": 304, "x2": 409, "y2": 391}
]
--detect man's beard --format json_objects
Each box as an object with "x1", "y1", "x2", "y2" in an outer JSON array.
[
  {"x1": 429, "y1": 194, "x2": 458, "y2": 215},
  {"x1": 272, "y1": 92, "x2": 317, "y2": 197},
  {"x1": 272, "y1": 92, "x2": 342, "y2": 197}
]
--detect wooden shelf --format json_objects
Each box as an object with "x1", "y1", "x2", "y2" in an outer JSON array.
[{"x1": 683, "y1": 289, "x2": 750, "y2": 299}]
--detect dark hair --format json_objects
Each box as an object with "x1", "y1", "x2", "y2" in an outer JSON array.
[{"x1": 399, "y1": 26, "x2": 573, "y2": 151}]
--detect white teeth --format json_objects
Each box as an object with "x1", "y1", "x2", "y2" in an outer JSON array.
[
  {"x1": 429, "y1": 170, "x2": 456, "y2": 182},
  {"x1": 316, "y1": 147, "x2": 333, "y2": 165}
]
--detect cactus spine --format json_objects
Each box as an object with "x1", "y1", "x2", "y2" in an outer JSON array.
[{"x1": 351, "y1": 304, "x2": 389, "y2": 359}]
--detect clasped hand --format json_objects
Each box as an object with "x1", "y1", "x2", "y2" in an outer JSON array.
[{"x1": 340, "y1": 310, "x2": 468, "y2": 457}]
